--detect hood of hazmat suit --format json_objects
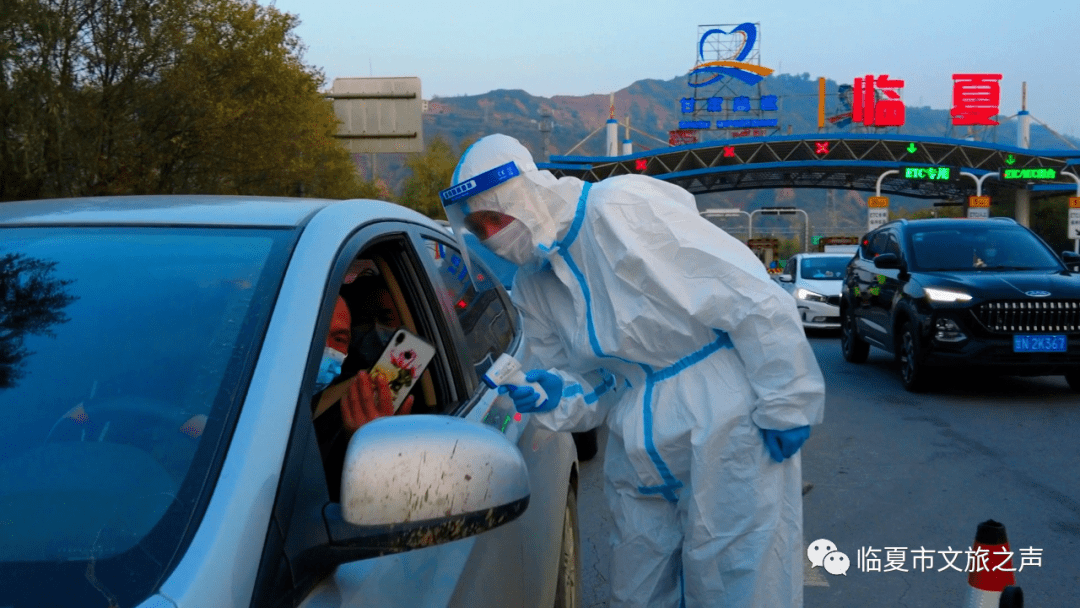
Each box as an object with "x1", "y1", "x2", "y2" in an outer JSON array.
[{"x1": 442, "y1": 134, "x2": 825, "y2": 608}]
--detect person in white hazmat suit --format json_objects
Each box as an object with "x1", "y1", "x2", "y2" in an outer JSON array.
[{"x1": 439, "y1": 134, "x2": 825, "y2": 608}]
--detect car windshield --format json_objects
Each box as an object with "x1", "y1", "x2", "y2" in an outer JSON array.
[
  {"x1": 799, "y1": 256, "x2": 849, "y2": 280},
  {"x1": 0, "y1": 226, "x2": 293, "y2": 607},
  {"x1": 908, "y1": 225, "x2": 1062, "y2": 271}
]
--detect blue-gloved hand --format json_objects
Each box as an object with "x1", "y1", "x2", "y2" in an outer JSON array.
[
  {"x1": 500, "y1": 370, "x2": 563, "y2": 413},
  {"x1": 500, "y1": 384, "x2": 540, "y2": 411},
  {"x1": 761, "y1": 426, "x2": 811, "y2": 463}
]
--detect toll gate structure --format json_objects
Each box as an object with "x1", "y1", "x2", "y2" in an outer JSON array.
[{"x1": 537, "y1": 134, "x2": 1080, "y2": 201}]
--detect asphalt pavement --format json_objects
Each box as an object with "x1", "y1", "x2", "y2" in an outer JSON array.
[{"x1": 577, "y1": 333, "x2": 1080, "y2": 607}]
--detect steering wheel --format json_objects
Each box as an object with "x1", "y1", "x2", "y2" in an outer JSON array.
[{"x1": 45, "y1": 396, "x2": 202, "y2": 482}]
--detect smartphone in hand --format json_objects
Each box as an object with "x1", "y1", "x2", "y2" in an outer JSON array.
[{"x1": 369, "y1": 328, "x2": 435, "y2": 412}]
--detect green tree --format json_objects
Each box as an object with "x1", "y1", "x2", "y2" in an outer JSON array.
[
  {"x1": 0, "y1": 0, "x2": 364, "y2": 201},
  {"x1": 0, "y1": 253, "x2": 77, "y2": 388},
  {"x1": 154, "y1": 0, "x2": 362, "y2": 197},
  {"x1": 992, "y1": 194, "x2": 1073, "y2": 253},
  {"x1": 399, "y1": 135, "x2": 476, "y2": 220},
  {"x1": 778, "y1": 236, "x2": 803, "y2": 259},
  {"x1": 890, "y1": 202, "x2": 963, "y2": 221}
]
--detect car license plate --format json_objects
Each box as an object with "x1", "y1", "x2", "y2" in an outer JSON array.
[{"x1": 1012, "y1": 334, "x2": 1067, "y2": 353}]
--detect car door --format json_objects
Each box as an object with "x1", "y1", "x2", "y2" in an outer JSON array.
[
  {"x1": 851, "y1": 229, "x2": 893, "y2": 346},
  {"x1": 874, "y1": 231, "x2": 905, "y2": 348},
  {"x1": 248, "y1": 222, "x2": 529, "y2": 608},
  {"x1": 412, "y1": 227, "x2": 576, "y2": 608}
]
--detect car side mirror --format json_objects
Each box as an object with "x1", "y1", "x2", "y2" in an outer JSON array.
[
  {"x1": 296, "y1": 415, "x2": 530, "y2": 571},
  {"x1": 1061, "y1": 251, "x2": 1080, "y2": 271},
  {"x1": 873, "y1": 253, "x2": 903, "y2": 270},
  {"x1": 778, "y1": 274, "x2": 794, "y2": 283}
]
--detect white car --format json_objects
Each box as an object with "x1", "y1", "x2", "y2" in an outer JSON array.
[
  {"x1": 775, "y1": 252, "x2": 853, "y2": 329},
  {"x1": 0, "y1": 195, "x2": 581, "y2": 608}
]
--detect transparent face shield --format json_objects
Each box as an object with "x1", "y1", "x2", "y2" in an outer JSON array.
[{"x1": 439, "y1": 161, "x2": 522, "y2": 280}]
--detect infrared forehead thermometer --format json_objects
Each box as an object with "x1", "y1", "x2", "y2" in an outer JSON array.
[{"x1": 481, "y1": 353, "x2": 549, "y2": 405}]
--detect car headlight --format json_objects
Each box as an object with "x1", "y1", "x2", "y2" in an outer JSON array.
[
  {"x1": 924, "y1": 288, "x2": 973, "y2": 303},
  {"x1": 795, "y1": 288, "x2": 828, "y2": 303}
]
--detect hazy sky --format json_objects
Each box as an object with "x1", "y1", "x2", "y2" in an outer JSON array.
[{"x1": 264, "y1": 0, "x2": 1080, "y2": 140}]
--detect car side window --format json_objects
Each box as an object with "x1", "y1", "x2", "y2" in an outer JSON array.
[
  {"x1": 885, "y1": 233, "x2": 902, "y2": 258},
  {"x1": 421, "y1": 238, "x2": 514, "y2": 383},
  {"x1": 859, "y1": 235, "x2": 873, "y2": 259},
  {"x1": 862, "y1": 231, "x2": 890, "y2": 259},
  {"x1": 309, "y1": 236, "x2": 458, "y2": 498}
]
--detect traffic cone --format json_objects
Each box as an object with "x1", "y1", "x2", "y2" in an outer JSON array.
[{"x1": 964, "y1": 520, "x2": 1016, "y2": 608}]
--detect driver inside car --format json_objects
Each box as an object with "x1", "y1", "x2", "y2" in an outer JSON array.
[{"x1": 311, "y1": 295, "x2": 414, "y2": 500}]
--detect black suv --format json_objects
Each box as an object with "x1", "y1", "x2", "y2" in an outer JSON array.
[{"x1": 839, "y1": 217, "x2": 1080, "y2": 391}]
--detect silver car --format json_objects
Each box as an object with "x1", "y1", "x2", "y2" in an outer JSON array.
[
  {"x1": 775, "y1": 252, "x2": 854, "y2": 330},
  {"x1": 0, "y1": 196, "x2": 581, "y2": 607}
]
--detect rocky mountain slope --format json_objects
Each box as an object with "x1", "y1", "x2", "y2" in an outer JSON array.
[{"x1": 364, "y1": 72, "x2": 1078, "y2": 239}]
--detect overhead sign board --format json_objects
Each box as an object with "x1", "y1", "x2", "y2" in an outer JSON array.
[
  {"x1": 903, "y1": 166, "x2": 958, "y2": 181},
  {"x1": 1001, "y1": 167, "x2": 1057, "y2": 181},
  {"x1": 329, "y1": 77, "x2": 423, "y2": 154}
]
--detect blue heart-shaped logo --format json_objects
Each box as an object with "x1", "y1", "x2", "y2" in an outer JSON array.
[
  {"x1": 688, "y1": 23, "x2": 772, "y2": 87},
  {"x1": 699, "y1": 24, "x2": 756, "y2": 63}
]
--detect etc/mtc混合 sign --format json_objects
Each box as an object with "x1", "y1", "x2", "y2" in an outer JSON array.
[{"x1": 1001, "y1": 168, "x2": 1058, "y2": 181}]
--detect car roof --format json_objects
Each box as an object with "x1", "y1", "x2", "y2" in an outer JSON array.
[
  {"x1": 887, "y1": 217, "x2": 1019, "y2": 230},
  {"x1": 0, "y1": 195, "x2": 418, "y2": 228}
]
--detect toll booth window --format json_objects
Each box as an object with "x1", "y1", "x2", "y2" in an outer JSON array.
[{"x1": 422, "y1": 239, "x2": 513, "y2": 381}]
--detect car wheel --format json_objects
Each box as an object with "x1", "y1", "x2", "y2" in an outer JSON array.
[
  {"x1": 898, "y1": 320, "x2": 933, "y2": 392},
  {"x1": 1065, "y1": 371, "x2": 1080, "y2": 392},
  {"x1": 572, "y1": 430, "x2": 598, "y2": 461},
  {"x1": 553, "y1": 486, "x2": 581, "y2": 608},
  {"x1": 840, "y1": 306, "x2": 869, "y2": 363}
]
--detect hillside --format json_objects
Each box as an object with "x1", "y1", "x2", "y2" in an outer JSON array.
[{"x1": 361, "y1": 72, "x2": 1079, "y2": 240}]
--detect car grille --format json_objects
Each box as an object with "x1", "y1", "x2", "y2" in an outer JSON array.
[
  {"x1": 826, "y1": 295, "x2": 841, "y2": 307},
  {"x1": 974, "y1": 300, "x2": 1080, "y2": 333}
]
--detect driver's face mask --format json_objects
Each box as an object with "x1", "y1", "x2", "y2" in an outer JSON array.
[{"x1": 353, "y1": 323, "x2": 396, "y2": 367}]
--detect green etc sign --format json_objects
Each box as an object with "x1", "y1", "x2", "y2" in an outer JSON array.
[
  {"x1": 903, "y1": 166, "x2": 959, "y2": 181},
  {"x1": 1001, "y1": 167, "x2": 1058, "y2": 180}
]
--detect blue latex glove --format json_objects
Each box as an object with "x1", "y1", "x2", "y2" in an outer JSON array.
[
  {"x1": 500, "y1": 369, "x2": 563, "y2": 413},
  {"x1": 761, "y1": 426, "x2": 811, "y2": 463}
]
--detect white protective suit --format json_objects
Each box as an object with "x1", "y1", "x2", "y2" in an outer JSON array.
[{"x1": 445, "y1": 134, "x2": 826, "y2": 608}]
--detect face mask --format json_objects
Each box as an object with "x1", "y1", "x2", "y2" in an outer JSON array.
[
  {"x1": 483, "y1": 220, "x2": 534, "y2": 266},
  {"x1": 354, "y1": 323, "x2": 396, "y2": 365},
  {"x1": 314, "y1": 346, "x2": 347, "y2": 393}
]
